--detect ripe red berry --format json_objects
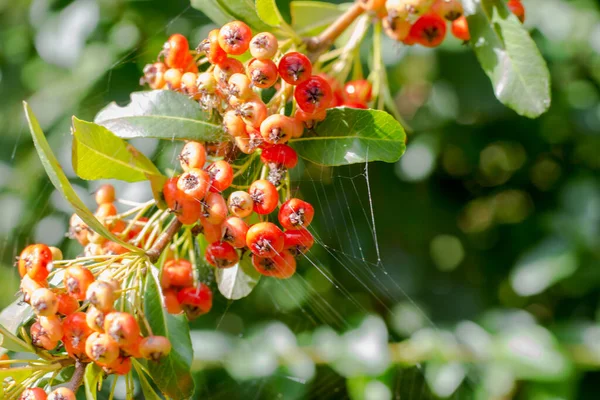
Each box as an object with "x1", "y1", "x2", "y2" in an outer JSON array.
[
  {"x1": 260, "y1": 114, "x2": 296, "y2": 144},
  {"x1": 86, "y1": 281, "x2": 116, "y2": 313},
  {"x1": 343, "y1": 80, "x2": 372, "y2": 104},
  {"x1": 201, "y1": 192, "x2": 228, "y2": 225},
  {"x1": 237, "y1": 98, "x2": 268, "y2": 128},
  {"x1": 249, "y1": 32, "x2": 278, "y2": 59},
  {"x1": 431, "y1": 0, "x2": 463, "y2": 21},
  {"x1": 252, "y1": 250, "x2": 296, "y2": 279},
  {"x1": 140, "y1": 336, "x2": 172, "y2": 361},
  {"x1": 261, "y1": 144, "x2": 298, "y2": 169},
  {"x1": 222, "y1": 217, "x2": 249, "y2": 248},
  {"x1": 100, "y1": 355, "x2": 132, "y2": 375},
  {"x1": 180, "y1": 141, "x2": 206, "y2": 171},
  {"x1": 63, "y1": 312, "x2": 93, "y2": 359},
  {"x1": 207, "y1": 160, "x2": 234, "y2": 193},
  {"x1": 177, "y1": 284, "x2": 213, "y2": 319},
  {"x1": 95, "y1": 184, "x2": 116, "y2": 205},
  {"x1": 205, "y1": 241, "x2": 239, "y2": 268},
  {"x1": 85, "y1": 332, "x2": 120, "y2": 365},
  {"x1": 410, "y1": 13, "x2": 447, "y2": 48},
  {"x1": 279, "y1": 198, "x2": 315, "y2": 230},
  {"x1": 246, "y1": 222, "x2": 285, "y2": 258},
  {"x1": 86, "y1": 306, "x2": 106, "y2": 332},
  {"x1": 163, "y1": 34, "x2": 191, "y2": 70},
  {"x1": 31, "y1": 321, "x2": 58, "y2": 351},
  {"x1": 64, "y1": 265, "x2": 94, "y2": 301},
  {"x1": 507, "y1": 0, "x2": 525, "y2": 23},
  {"x1": 228, "y1": 191, "x2": 254, "y2": 218},
  {"x1": 451, "y1": 16, "x2": 470, "y2": 41},
  {"x1": 213, "y1": 58, "x2": 245, "y2": 84},
  {"x1": 31, "y1": 288, "x2": 58, "y2": 316},
  {"x1": 56, "y1": 293, "x2": 79, "y2": 316},
  {"x1": 178, "y1": 168, "x2": 210, "y2": 201},
  {"x1": 162, "y1": 259, "x2": 194, "y2": 288},
  {"x1": 47, "y1": 388, "x2": 76, "y2": 400},
  {"x1": 283, "y1": 228, "x2": 315, "y2": 256},
  {"x1": 163, "y1": 288, "x2": 183, "y2": 314},
  {"x1": 198, "y1": 29, "x2": 227, "y2": 65},
  {"x1": 247, "y1": 58, "x2": 278, "y2": 89},
  {"x1": 104, "y1": 312, "x2": 140, "y2": 346},
  {"x1": 18, "y1": 388, "x2": 47, "y2": 400},
  {"x1": 278, "y1": 52, "x2": 312, "y2": 85},
  {"x1": 218, "y1": 21, "x2": 252, "y2": 55},
  {"x1": 249, "y1": 179, "x2": 279, "y2": 215},
  {"x1": 295, "y1": 76, "x2": 334, "y2": 113},
  {"x1": 200, "y1": 218, "x2": 224, "y2": 243},
  {"x1": 18, "y1": 244, "x2": 53, "y2": 282},
  {"x1": 162, "y1": 176, "x2": 180, "y2": 210}
]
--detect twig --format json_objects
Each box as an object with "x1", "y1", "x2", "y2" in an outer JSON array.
[
  {"x1": 305, "y1": 2, "x2": 365, "y2": 61},
  {"x1": 67, "y1": 361, "x2": 87, "y2": 393},
  {"x1": 146, "y1": 218, "x2": 183, "y2": 263}
]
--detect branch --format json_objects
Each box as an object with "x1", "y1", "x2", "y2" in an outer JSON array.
[
  {"x1": 146, "y1": 218, "x2": 183, "y2": 263},
  {"x1": 67, "y1": 361, "x2": 87, "y2": 393},
  {"x1": 305, "y1": 2, "x2": 365, "y2": 61}
]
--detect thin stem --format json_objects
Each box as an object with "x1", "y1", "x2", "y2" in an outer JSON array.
[
  {"x1": 146, "y1": 217, "x2": 183, "y2": 263},
  {"x1": 67, "y1": 361, "x2": 87, "y2": 393},
  {"x1": 305, "y1": 2, "x2": 365, "y2": 60}
]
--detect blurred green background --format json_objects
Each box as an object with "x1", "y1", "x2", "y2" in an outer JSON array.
[{"x1": 1, "y1": 0, "x2": 599, "y2": 398}]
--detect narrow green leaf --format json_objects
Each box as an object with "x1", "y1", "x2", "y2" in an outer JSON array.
[
  {"x1": 0, "y1": 366, "x2": 42, "y2": 383},
  {"x1": 0, "y1": 327, "x2": 33, "y2": 353},
  {"x1": 215, "y1": 252, "x2": 261, "y2": 300},
  {"x1": 290, "y1": 107, "x2": 406, "y2": 166},
  {"x1": 190, "y1": 0, "x2": 235, "y2": 26},
  {"x1": 23, "y1": 102, "x2": 140, "y2": 253},
  {"x1": 214, "y1": 0, "x2": 273, "y2": 31},
  {"x1": 0, "y1": 296, "x2": 35, "y2": 353},
  {"x1": 147, "y1": 173, "x2": 168, "y2": 210},
  {"x1": 256, "y1": 0, "x2": 284, "y2": 27},
  {"x1": 72, "y1": 118, "x2": 162, "y2": 182},
  {"x1": 290, "y1": 1, "x2": 350, "y2": 36},
  {"x1": 144, "y1": 267, "x2": 195, "y2": 399},
  {"x1": 133, "y1": 360, "x2": 163, "y2": 400},
  {"x1": 94, "y1": 91, "x2": 226, "y2": 142},
  {"x1": 466, "y1": 0, "x2": 551, "y2": 118},
  {"x1": 84, "y1": 363, "x2": 102, "y2": 400}
]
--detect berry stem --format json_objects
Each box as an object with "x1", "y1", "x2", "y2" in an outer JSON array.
[
  {"x1": 146, "y1": 217, "x2": 183, "y2": 263},
  {"x1": 305, "y1": 2, "x2": 365, "y2": 60},
  {"x1": 67, "y1": 360, "x2": 87, "y2": 393}
]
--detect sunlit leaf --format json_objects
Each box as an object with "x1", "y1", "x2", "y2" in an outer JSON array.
[
  {"x1": 290, "y1": 107, "x2": 406, "y2": 166},
  {"x1": 23, "y1": 102, "x2": 140, "y2": 253},
  {"x1": 144, "y1": 267, "x2": 195, "y2": 399},
  {"x1": 256, "y1": 0, "x2": 284, "y2": 27},
  {"x1": 72, "y1": 118, "x2": 162, "y2": 182},
  {"x1": 190, "y1": 0, "x2": 235, "y2": 26},
  {"x1": 191, "y1": 0, "x2": 272, "y2": 31},
  {"x1": 290, "y1": 1, "x2": 350, "y2": 36},
  {"x1": 94, "y1": 90, "x2": 226, "y2": 142},
  {"x1": 84, "y1": 363, "x2": 103, "y2": 400},
  {"x1": 215, "y1": 252, "x2": 261, "y2": 300},
  {"x1": 465, "y1": 0, "x2": 551, "y2": 118}
]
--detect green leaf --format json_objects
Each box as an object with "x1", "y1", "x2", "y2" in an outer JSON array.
[
  {"x1": 290, "y1": 1, "x2": 350, "y2": 36},
  {"x1": 133, "y1": 360, "x2": 163, "y2": 400},
  {"x1": 23, "y1": 102, "x2": 141, "y2": 253},
  {"x1": 84, "y1": 363, "x2": 103, "y2": 400},
  {"x1": 0, "y1": 299, "x2": 35, "y2": 353},
  {"x1": 0, "y1": 366, "x2": 43, "y2": 383},
  {"x1": 144, "y1": 267, "x2": 195, "y2": 399},
  {"x1": 94, "y1": 91, "x2": 226, "y2": 142},
  {"x1": 215, "y1": 252, "x2": 261, "y2": 300},
  {"x1": 72, "y1": 117, "x2": 162, "y2": 182},
  {"x1": 190, "y1": 0, "x2": 236, "y2": 26},
  {"x1": 256, "y1": 0, "x2": 284, "y2": 27},
  {"x1": 214, "y1": 0, "x2": 273, "y2": 31},
  {"x1": 290, "y1": 107, "x2": 406, "y2": 166},
  {"x1": 465, "y1": 0, "x2": 551, "y2": 118}
]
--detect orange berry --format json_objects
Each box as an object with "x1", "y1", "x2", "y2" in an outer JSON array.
[
  {"x1": 31, "y1": 288, "x2": 59, "y2": 317},
  {"x1": 85, "y1": 332, "x2": 120, "y2": 365},
  {"x1": 95, "y1": 184, "x2": 116, "y2": 205},
  {"x1": 39, "y1": 315, "x2": 63, "y2": 342},
  {"x1": 252, "y1": 250, "x2": 297, "y2": 279},
  {"x1": 227, "y1": 191, "x2": 254, "y2": 218},
  {"x1": 179, "y1": 141, "x2": 206, "y2": 171},
  {"x1": 64, "y1": 265, "x2": 94, "y2": 301},
  {"x1": 18, "y1": 244, "x2": 52, "y2": 282},
  {"x1": 104, "y1": 312, "x2": 140, "y2": 346},
  {"x1": 139, "y1": 336, "x2": 172, "y2": 361},
  {"x1": 48, "y1": 388, "x2": 76, "y2": 400}
]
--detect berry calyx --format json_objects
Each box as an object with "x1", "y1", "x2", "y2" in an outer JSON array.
[
  {"x1": 228, "y1": 191, "x2": 254, "y2": 218},
  {"x1": 47, "y1": 388, "x2": 76, "y2": 400},
  {"x1": 409, "y1": 13, "x2": 447, "y2": 48},
  {"x1": 218, "y1": 21, "x2": 252, "y2": 56},
  {"x1": 278, "y1": 198, "x2": 315, "y2": 230},
  {"x1": 283, "y1": 228, "x2": 315, "y2": 256},
  {"x1": 278, "y1": 52, "x2": 312, "y2": 85},
  {"x1": 252, "y1": 250, "x2": 296, "y2": 279},
  {"x1": 246, "y1": 222, "x2": 285, "y2": 258},
  {"x1": 249, "y1": 179, "x2": 279, "y2": 215},
  {"x1": 177, "y1": 168, "x2": 210, "y2": 201},
  {"x1": 295, "y1": 75, "x2": 334, "y2": 113},
  {"x1": 85, "y1": 332, "x2": 120, "y2": 365},
  {"x1": 249, "y1": 32, "x2": 278, "y2": 60}
]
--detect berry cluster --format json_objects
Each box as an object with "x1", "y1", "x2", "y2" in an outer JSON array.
[{"x1": 359, "y1": 0, "x2": 526, "y2": 45}]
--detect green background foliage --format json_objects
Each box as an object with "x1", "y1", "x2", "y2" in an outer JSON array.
[{"x1": 1, "y1": 0, "x2": 599, "y2": 398}]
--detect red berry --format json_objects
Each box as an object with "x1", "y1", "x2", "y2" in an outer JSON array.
[
  {"x1": 163, "y1": 34, "x2": 191, "y2": 70},
  {"x1": 222, "y1": 217, "x2": 249, "y2": 248},
  {"x1": 207, "y1": 160, "x2": 234, "y2": 192},
  {"x1": 246, "y1": 222, "x2": 285, "y2": 258},
  {"x1": 294, "y1": 108, "x2": 327, "y2": 129},
  {"x1": 409, "y1": 13, "x2": 447, "y2": 48},
  {"x1": 162, "y1": 259, "x2": 194, "y2": 289},
  {"x1": 163, "y1": 288, "x2": 183, "y2": 314},
  {"x1": 343, "y1": 80, "x2": 372, "y2": 104},
  {"x1": 252, "y1": 250, "x2": 296, "y2": 279},
  {"x1": 295, "y1": 76, "x2": 334, "y2": 113},
  {"x1": 177, "y1": 284, "x2": 213, "y2": 319},
  {"x1": 213, "y1": 58, "x2": 245, "y2": 84},
  {"x1": 451, "y1": 16, "x2": 470, "y2": 41},
  {"x1": 344, "y1": 101, "x2": 368, "y2": 109},
  {"x1": 249, "y1": 179, "x2": 279, "y2": 215},
  {"x1": 507, "y1": 0, "x2": 525, "y2": 23},
  {"x1": 18, "y1": 244, "x2": 53, "y2": 282},
  {"x1": 247, "y1": 58, "x2": 278, "y2": 89},
  {"x1": 278, "y1": 52, "x2": 312, "y2": 85},
  {"x1": 30, "y1": 321, "x2": 58, "y2": 351},
  {"x1": 174, "y1": 194, "x2": 202, "y2": 225},
  {"x1": 177, "y1": 168, "x2": 210, "y2": 201},
  {"x1": 198, "y1": 29, "x2": 227, "y2": 64},
  {"x1": 205, "y1": 241, "x2": 239, "y2": 268},
  {"x1": 283, "y1": 228, "x2": 315, "y2": 256},
  {"x1": 180, "y1": 141, "x2": 206, "y2": 171},
  {"x1": 200, "y1": 218, "x2": 224, "y2": 243},
  {"x1": 104, "y1": 312, "x2": 140, "y2": 346},
  {"x1": 19, "y1": 388, "x2": 47, "y2": 400},
  {"x1": 140, "y1": 336, "x2": 172, "y2": 361},
  {"x1": 278, "y1": 198, "x2": 315, "y2": 230},
  {"x1": 63, "y1": 312, "x2": 93, "y2": 359},
  {"x1": 249, "y1": 32, "x2": 278, "y2": 59},
  {"x1": 64, "y1": 265, "x2": 94, "y2": 301},
  {"x1": 100, "y1": 355, "x2": 132, "y2": 375},
  {"x1": 201, "y1": 192, "x2": 228, "y2": 225},
  {"x1": 162, "y1": 176, "x2": 180, "y2": 210},
  {"x1": 261, "y1": 144, "x2": 298, "y2": 169},
  {"x1": 218, "y1": 21, "x2": 252, "y2": 55},
  {"x1": 56, "y1": 293, "x2": 79, "y2": 316}
]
